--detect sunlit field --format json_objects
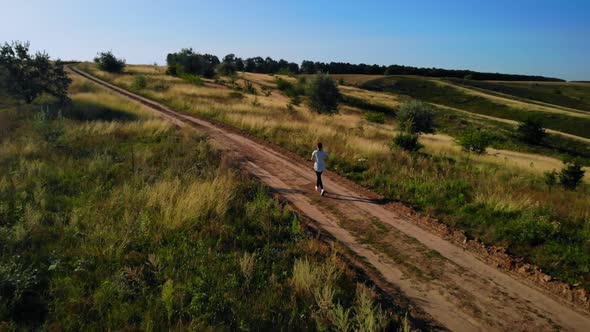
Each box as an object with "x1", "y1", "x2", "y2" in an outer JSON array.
[
  {"x1": 0, "y1": 75, "x2": 404, "y2": 330},
  {"x1": 79, "y1": 63, "x2": 590, "y2": 290}
]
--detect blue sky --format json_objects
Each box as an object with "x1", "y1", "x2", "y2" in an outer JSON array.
[{"x1": 1, "y1": 0, "x2": 588, "y2": 80}]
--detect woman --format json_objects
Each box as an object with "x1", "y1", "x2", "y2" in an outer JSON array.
[{"x1": 311, "y1": 142, "x2": 328, "y2": 196}]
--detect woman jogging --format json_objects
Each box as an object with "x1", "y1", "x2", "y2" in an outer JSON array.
[{"x1": 311, "y1": 142, "x2": 328, "y2": 196}]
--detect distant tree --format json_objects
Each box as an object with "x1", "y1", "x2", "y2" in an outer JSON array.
[
  {"x1": 166, "y1": 49, "x2": 219, "y2": 78},
  {"x1": 94, "y1": 51, "x2": 126, "y2": 73},
  {"x1": 457, "y1": 127, "x2": 493, "y2": 154},
  {"x1": 217, "y1": 53, "x2": 240, "y2": 76},
  {"x1": 517, "y1": 117, "x2": 546, "y2": 145},
  {"x1": 0, "y1": 41, "x2": 71, "y2": 104},
  {"x1": 306, "y1": 74, "x2": 340, "y2": 114},
  {"x1": 397, "y1": 100, "x2": 434, "y2": 134},
  {"x1": 559, "y1": 160, "x2": 585, "y2": 190}
]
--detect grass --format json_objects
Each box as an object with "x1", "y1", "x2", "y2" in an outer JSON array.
[
  {"x1": 77, "y1": 63, "x2": 590, "y2": 291},
  {"x1": 361, "y1": 75, "x2": 590, "y2": 139},
  {"x1": 0, "y1": 77, "x2": 403, "y2": 330},
  {"x1": 444, "y1": 78, "x2": 590, "y2": 112}
]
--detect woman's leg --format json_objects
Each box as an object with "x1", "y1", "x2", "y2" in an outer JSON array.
[{"x1": 316, "y1": 172, "x2": 323, "y2": 189}]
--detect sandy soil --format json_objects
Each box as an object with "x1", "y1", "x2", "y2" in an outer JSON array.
[{"x1": 70, "y1": 67, "x2": 590, "y2": 332}]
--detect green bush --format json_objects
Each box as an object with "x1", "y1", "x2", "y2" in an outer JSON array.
[
  {"x1": 559, "y1": 160, "x2": 585, "y2": 190},
  {"x1": 180, "y1": 73, "x2": 204, "y2": 86},
  {"x1": 94, "y1": 51, "x2": 126, "y2": 73},
  {"x1": 518, "y1": 117, "x2": 546, "y2": 145},
  {"x1": 544, "y1": 170, "x2": 558, "y2": 191},
  {"x1": 244, "y1": 81, "x2": 257, "y2": 95},
  {"x1": 306, "y1": 74, "x2": 340, "y2": 114},
  {"x1": 365, "y1": 112, "x2": 386, "y2": 124},
  {"x1": 456, "y1": 128, "x2": 493, "y2": 154},
  {"x1": 132, "y1": 74, "x2": 147, "y2": 90},
  {"x1": 397, "y1": 100, "x2": 434, "y2": 134},
  {"x1": 392, "y1": 132, "x2": 422, "y2": 152}
]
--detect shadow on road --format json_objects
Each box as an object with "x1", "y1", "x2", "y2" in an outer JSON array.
[{"x1": 323, "y1": 192, "x2": 391, "y2": 205}]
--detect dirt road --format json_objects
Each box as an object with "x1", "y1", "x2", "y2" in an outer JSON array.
[{"x1": 70, "y1": 66, "x2": 590, "y2": 331}]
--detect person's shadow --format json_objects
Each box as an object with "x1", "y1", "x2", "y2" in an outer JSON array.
[{"x1": 323, "y1": 192, "x2": 391, "y2": 205}]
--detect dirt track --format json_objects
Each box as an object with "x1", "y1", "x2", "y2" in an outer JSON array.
[{"x1": 70, "y1": 67, "x2": 590, "y2": 331}]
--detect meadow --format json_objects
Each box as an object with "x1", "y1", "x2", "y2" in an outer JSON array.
[
  {"x1": 78, "y1": 63, "x2": 590, "y2": 291},
  {"x1": 0, "y1": 76, "x2": 402, "y2": 330},
  {"x1": 444, "y1": 78, "x2": 590, "y2": 112},
  {"x1": 360, "y1": 75, "x2": 590, "y2": 139}
]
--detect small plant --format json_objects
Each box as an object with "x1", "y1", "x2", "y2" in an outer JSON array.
[
  {"x1": 392, "y1": 132, "x2": 422, "y2": 152},
  {"x1": 338, "y1": 78, "x2": 345, "y2": 85},
  {"x1": 559, "y1": 160, "x2": 585, "y2": 190},
  {"x1": 286, "y1": 103, "x2": 295, "y2": 111},
  {"x1": 244, "y1": 81, "x2": 258, "y2": 95},
  {"x1": 518, "y1": 117, "x2": 546, "y2": 145},
  {"x1": 152, "y1": 80, "x2": 170, "y2": 92},
  {"x1": 397, "y1": 100, "x2": 434, "y2": 134},
  {"x1": 228, "y1": 91, "x2": 245, "y2": 99},
  {"x1": 261, "y1": 86, "x2": 272, "y2": 96},
  {"x1": 239, "y1": 252, "x2": 256, "y2": 283},
  {"x1": 251, "y1": 96, "x2": 261, "y2": 107},
  {"x1": 180, "y1": 73, "x2": 204, "y2": 86},
  {"x1": 290, "y1": 95, "x2": 302, "y2": 106},
  {"x1": 543, "y1": 169, "x2": 558, "y2": 191},
  {"x1": 132, "y1": 74, "x2": 147, "y2": 90},
  {"x1": 94, "y1": 51, "x2": 126, "y2": 73},
  {"x1": 306, "y1": 74, "x2": 340, "y2": 114},
  {"x1": 457, "y1": 127, "x2": 493, "y2": 154},
  {"x1": 365, "y1": 112, "x2": 386, "y2": 124},
  {"x1": 161, "y1": 279, "x2": 175, "y2": 322}
]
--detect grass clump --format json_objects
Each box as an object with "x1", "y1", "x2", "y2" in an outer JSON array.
[{"x1": 365, "y1": 112, "x2": 386, "y2": 124}]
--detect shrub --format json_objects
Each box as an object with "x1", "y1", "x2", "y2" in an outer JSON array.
[
  {"x1": 94, "y1": 51, "x2": 126, "y2": 73},
  {"x1": 456, "y1": 128, "x2": 493, "y2": 154},
  {"x1": 544, "y1": 170, "x2": 558, "y2": 191},
  {"x1": 132, "y1": 74, "x2": 147, "y2": 90},
  {"x1": 397, "y1": 100, "x2": 434, "y2": 134},
  {"x1": 392, "y1": 132, "x2": 422, "y2": 152},
  {"x1": 244, "y1": 81, "x2": 257, "y2": 95},
  {"x1": 181, "y1": 73, "x2": 204, "y2": 86},
  {"x1": 276, "y1": 78, "x2": 304, "y2": 98},
  {"x1": 306, "y1": 74, "x2": 340, "y2": 114},
  {"x1": 365, "y1": 112, "x2": 386, "y2": 124},
  {"x1": 228, "y1": 91, "x2": 245, "y2": 100},
  {"x1": 518, "y1": 117, "x2": 546, "y2": 145},
  {"x1": 290, "y1": 95, "x2": 302, "y2": 106},
  {"x1": 559, "y1": 160, "x2": 585, "y2": 190}
]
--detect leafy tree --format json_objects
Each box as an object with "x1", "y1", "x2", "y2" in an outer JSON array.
[
  {"x1": 518, "y1": 117, "x2": 546, "y2": 145},
  {"x1": 559, "y1": 160, "x2": 585, "y2": 190},
  {"x1": 94, "y1": 51, "x2": 126, "y2": 73},
  {"x1": 0, "y1": 41, "x2": 71, "y2": 104},
  {"x1": 166, "y1": 49, "x2": 219, "y2": 78},
  {"x1": 457, "y1": 127, "x2": 493, "y2": 154},
  {"x1": 397, "y1": 100, "x2": 434, "y2": 134},
  {"x1": 306, "y1": 74, "x2": 340, "y2": 114}
]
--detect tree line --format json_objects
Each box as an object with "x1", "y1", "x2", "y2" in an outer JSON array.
[{"x1": 165, "y1": 49, "x2": 564, "y2": 82}]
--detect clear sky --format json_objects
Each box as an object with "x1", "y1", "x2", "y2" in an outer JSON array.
[{"x1": 1, "y1": 0, "x2": 588, "y2": 80}]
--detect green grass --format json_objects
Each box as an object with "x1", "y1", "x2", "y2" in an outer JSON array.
[
  {"x1": 0, "y1": 86, "x2": 400, "y2": 330},
  {"x1": 361, "y1": 76, "x2": 590, "y2": 139},
  {"x1": 444, "y1": 78, "x2": 590, "y2": 112},
  {"x1": 76, "y1": 64, "x2": 590, "y2": 292}
]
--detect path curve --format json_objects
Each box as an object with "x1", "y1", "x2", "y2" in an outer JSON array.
[{"x1": 69, "y1": 66, "x2": 590, "y2": 332}]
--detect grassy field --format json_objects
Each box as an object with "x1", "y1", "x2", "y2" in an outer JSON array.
[
  {"x1": 0, "y1": 76, "x2": 403, "y2": 330},
  {"x1": 444, "y1": 78, "x2": 590, "y2": 112},
  {"x1": 78, "y1": 63, "x2": 590, "y2": 291},
  {"x1": 360, "y1": 75, "x2": 590, "y2": 139}
]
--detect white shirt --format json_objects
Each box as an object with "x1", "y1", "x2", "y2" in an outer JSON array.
[{"x1": 312, "y1": 150, "x2": 328, "y2": 172}]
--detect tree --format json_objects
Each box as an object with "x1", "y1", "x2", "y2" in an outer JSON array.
[
  {"x1": 518, "y1": 117, "x2": 546, "y2": 145},
  {"x1": 457, "y1": 127, "x2": 493, "y2": 154},
  {"x1": 559, "y1": 160, "x2": 585, "y2": 190},
  {"x1": 306, "y1": 74, "x2": 340, "y2": 114},
  {"x1": 0, "y1": 41, "x2": 71, "y2": 104},
  {"x1": 94, "y1": 51, "x2": 126, "y2": 73},
  {"x1": 166, "y1": 49, "x2": 219, "y2": 78},
  {"x1": 397, "y1": 100, "x2": 434, "y2": 134}
]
